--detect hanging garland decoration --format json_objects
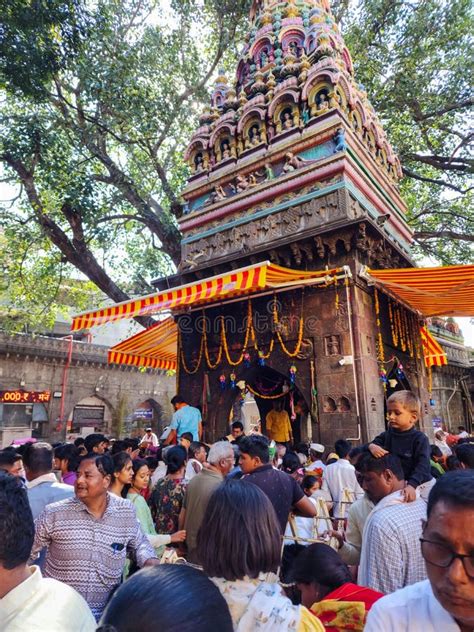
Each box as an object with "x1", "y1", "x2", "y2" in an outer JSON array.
[
  {"x1": 374, "y1": 289, "x2": 385, "y2": 364},
  {"x1": 388, "y1": 299, "x2": 398, "y2": 348},
  {"x1": 221, "y1": 301, "x2": 257, "y2": 367},
  {"x1": 258, "y1": 339, "x2": 275, "y2": 361},
  {"x1": 388, "y1": 298, "x2": 417, "y2": 360},
  {"x1": 179, "y1": 328, "x2": 205, "y2": 375},
  {"x1": 202, "y1": 311, "x2": 223, "y2": 370},
  {"x1": 254, "y1": 378, "x2": 283, "y2": 394},
  {"x1": 398, "y1": 306, "x2": 407, "y2": 352},
  {"x1": 272, "y1": 292, "x2": 305, "y2": 358},
  {"x1": 374, "y1": 288, "x2": 387, "y2": 389},
  {"x1": 310, "y1": 358, "x2": 318, "y2": 422},
  {"x1": 180, "y1": 293, "x2": 307, "y2": 374},
  {"x1": 246, "y1": 383, "x2": 286, "y2": 400},
  {"x1": 403, "y1": 308, "x2": 414, "y2": 357},
  {"x1": 334, "y1": 277, "x2": 340, "y2": 311}
]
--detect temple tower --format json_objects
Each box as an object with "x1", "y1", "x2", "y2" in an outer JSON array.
[{"x1": 160, "y1": 0, "x2": 430, "y2": 444}]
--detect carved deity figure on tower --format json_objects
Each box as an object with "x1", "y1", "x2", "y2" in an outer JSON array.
[
  {"x1": 194, "y1": 152, "x2": 205, "y2": 172},
  {"x1": 259, "y1": 49, "x2": 269, "y2": 68},
  {"x1": 316, "y1": 91, "x2": 329, "y2": 114},
  {"x1": 283, "y1": 151, "x2": 306, "y2": 172},
  {"x1": 235, "y1": 173, "x2": 258, "y2": 193},
  {"x1": 282, "y1": 108, "x2": 295, "y2": 130},
  {"x1": 221, "y1": 140, "x2": 232, "y2": 160},
  {"x1": 248, "y1": 124, "x2": 262, "y2": 146},
  {"x1": 333, "y1": 128, "x2": 347, "y2": 152}
]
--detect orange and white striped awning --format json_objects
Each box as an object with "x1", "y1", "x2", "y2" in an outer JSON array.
[
  {"x1": 108, "y1": 317, "x2": 178, "y2": 371},
  {"x1": 420, "y1": 326, "x2": 448, "y2": 368},
  {"x1": 363, "y1": 264, "x2": 474, "y2": 317},
  {"x1": 72, "y1": 261, "x2": 346, "y2": 331}
]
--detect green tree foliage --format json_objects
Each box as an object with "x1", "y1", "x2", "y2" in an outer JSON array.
[
  {"x1": 341, "y1": 0, "x2": 473, "y2": 263},
  {"x1": 0, "y1": 0, "x2": 90, "y2": 98},
  {"x1": 0, "y1": 0, "x2": 250, "y2": 330},
  {"x1": 0, "y1": 0, "x2": 472, "y2": 332}
]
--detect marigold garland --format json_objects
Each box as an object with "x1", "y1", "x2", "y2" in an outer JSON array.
[
  {"x1": 257, "y1": 339, "x2": 275, "y2": 360},
  {"x1": 246, "y1": 383, "x2": 286, "y2": 400},
  {"x1": 374, "y1": 288, "x2": 385, "y2": 364},
  {"x1": 388, "y1": 299, "x2": 398, "y2": 347},
  {"x1": 272, "y1": 294, "x2": 305, "y2": 358},
  {"x1": 388, "y1": 298, "x2": 417, "y2": 359},
  {"x1": 180, "y1": 333, "x2": 204, "y2": 375},
  {"x1": 221, "y1": 301, "x2": 256, "y2": 366},
  {"x1": 203, "y1": 320, "x2": 223, "y2": 369},
  {"x1": 179, "y1": 294, "x2": 306, "y2": 374}
]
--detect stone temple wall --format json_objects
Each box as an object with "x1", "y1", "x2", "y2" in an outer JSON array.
[{"x1": 178, "y1": 269, "x2": 432, "y2": 447}]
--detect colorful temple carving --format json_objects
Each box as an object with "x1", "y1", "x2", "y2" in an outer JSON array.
[{"x1": 180, "y1": 0, "x2": 410, "y2": 278}]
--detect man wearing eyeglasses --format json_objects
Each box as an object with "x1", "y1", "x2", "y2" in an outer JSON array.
[{"x1": 365, "y1": 470, "x2": 474, "y2": 632}]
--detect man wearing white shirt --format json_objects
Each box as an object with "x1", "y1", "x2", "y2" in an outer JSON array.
[
  {"x1": 305, "y1": 443, "x2": 326, "y2": 473},
  {"x1": 366, "y1": 470, "x2": 474, "y2": 632},
  {"x1": 139, "y1": 428, "x2": 159, "y2": 449},
  {"x1": 321, "y1": 439, "x2": 363, "y2": 518}
]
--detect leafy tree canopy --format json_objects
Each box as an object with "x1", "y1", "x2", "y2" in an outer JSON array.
[{"x1": 0, "y1": 0, "x2": 472, "y2": 332}]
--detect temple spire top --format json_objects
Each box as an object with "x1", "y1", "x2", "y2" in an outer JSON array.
[{"x1": 183, "y1": 0, "x2": 403, "y2": 185}]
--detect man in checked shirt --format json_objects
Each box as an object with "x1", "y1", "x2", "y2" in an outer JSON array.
[{"x1": 30, "y1": 453, "x2": 159, "y2": 621}]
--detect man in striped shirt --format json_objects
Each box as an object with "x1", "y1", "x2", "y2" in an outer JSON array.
[{"x1": 30, "y1": 453, "x2": 158, "y2": 620}]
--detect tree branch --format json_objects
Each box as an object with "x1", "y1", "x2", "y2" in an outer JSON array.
[
  {"x1": 404, "y1": 153, "x2": 474, "y2": 172},
  {"x1": 414, "y1": 98, "x2": 474, "y2": 121},
  {"x1": 414, "y1": 230, "x2": 474, "y2": 243},
  {"x1": 0, "y1": 152, "x2": 156, "y2": 329},
  {"x1": 402, "y1": 166, "x2": 473, "y2": 193}
]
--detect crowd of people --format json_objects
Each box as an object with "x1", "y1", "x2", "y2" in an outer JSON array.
[{"x1": 0, "y1": 390, "x2": 473, "y2": 631}]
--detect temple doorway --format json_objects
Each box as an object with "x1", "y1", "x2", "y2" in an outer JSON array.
[{"x1": 232, "y1": 364, "x2": 308, "y2": 444}]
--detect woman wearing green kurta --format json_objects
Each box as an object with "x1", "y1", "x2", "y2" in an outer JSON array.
[{"x1": 125, "y1": 459, "x2": 186, "y2": 575}]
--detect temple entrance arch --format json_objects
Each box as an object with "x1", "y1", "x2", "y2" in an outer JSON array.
[
  {"x1": 66, "y1": 395, "x2": 113, "y2": 439},
  {"x1": 126, "y1": 398, "x2": 164, "y2": 437},
  {"x1": 210, "y1": 364, "x2": 309, "y2": 444}
]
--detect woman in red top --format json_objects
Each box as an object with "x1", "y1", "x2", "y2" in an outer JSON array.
[{"x1": 290, "y1": 543, "x2": 383, "y2": 631}]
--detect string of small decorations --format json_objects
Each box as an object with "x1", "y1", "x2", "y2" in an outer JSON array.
[
  {"x1": 374, "y1": 289, "x2": 387, "y2": 388},
  {"x1": 179, "y1": 295, "x2": 305, "y2": 375},
  {"x1": 246, "y1": 383, "x2": 287, "y2": 400},
  {"x1": 387, "y1": 298, "x2": 417, "y2": 359}
]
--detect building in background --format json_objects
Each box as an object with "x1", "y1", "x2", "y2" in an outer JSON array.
[
  {"x1": 0, "y1": 329, "x2": 174, "y2": 447},
  {"x1": 428, "y1": 317, "x2": 473, "y2": 433}
]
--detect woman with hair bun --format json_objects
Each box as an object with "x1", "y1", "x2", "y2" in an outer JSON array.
[{"x1": 149, "y1": 446, "x2": 187, "y2": 535}]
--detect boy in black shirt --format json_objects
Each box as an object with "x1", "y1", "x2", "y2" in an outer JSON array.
[{"x1": 369, "y1": 390, "x2": 431, "y2": 502}]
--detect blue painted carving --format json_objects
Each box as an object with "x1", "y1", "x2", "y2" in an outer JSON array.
[{"x1": 299, "y1": 140, "x2": 334, "y2": 161}]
